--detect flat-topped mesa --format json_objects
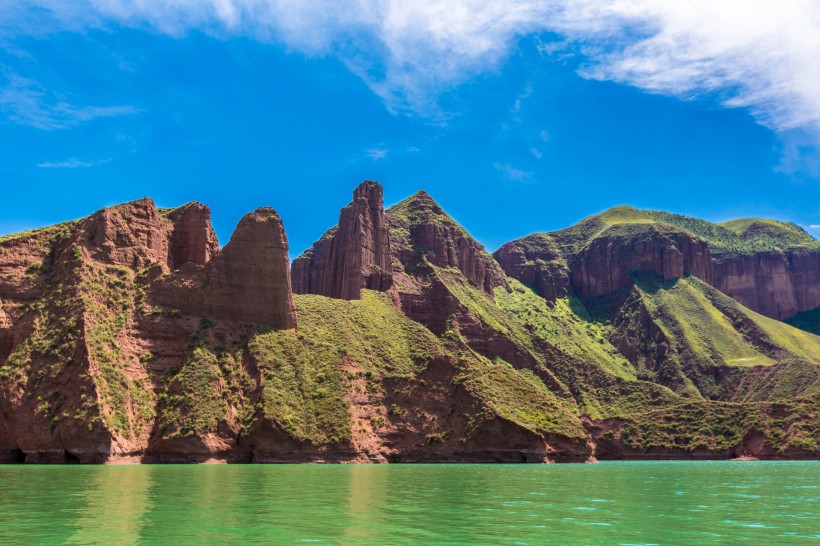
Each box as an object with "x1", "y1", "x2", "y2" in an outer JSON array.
[
  {"x1": 153, "y1": 207, "x2": 297, "y2": 329},
  {"x1": 497, "y1": 207, "x2": 713, "y2": 301},
  {"x1": 387, "y1": 190, "x2": 509, "y2": 294},
  {"x1": 291, "y1": 180, "x2": 393, "y2": 300}
]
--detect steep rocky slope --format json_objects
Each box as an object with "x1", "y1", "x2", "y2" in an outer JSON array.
[
  {"x1": 496, "y1": 206, "x2": 820, "y2": 324},
  {"x1": 1, "y1": 185, "x2": 818, "y2": 463},
  {"x1": 291, "y1": 181, "x2": 392, "y2": 299}
]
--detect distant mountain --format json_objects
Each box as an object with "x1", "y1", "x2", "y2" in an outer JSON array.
[{"x1": 1, "y1": 183, "x2": 817, "y2": 463}]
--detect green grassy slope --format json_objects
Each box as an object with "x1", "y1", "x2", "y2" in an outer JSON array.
[
  {"x1": 248, "y1": 290, "x2": 586, "y2": 444},
  {"x1": 518, "y1": 206, "x2": 819, "y2": 259}
]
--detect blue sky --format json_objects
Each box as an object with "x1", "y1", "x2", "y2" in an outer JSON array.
[{"x1": 2, "y1": 1, "x2": 820, "y2": 255}]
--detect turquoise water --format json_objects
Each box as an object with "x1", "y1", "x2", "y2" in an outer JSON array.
[{"x1": 0, "y1": 461, "x2": 817, "y2": 544}]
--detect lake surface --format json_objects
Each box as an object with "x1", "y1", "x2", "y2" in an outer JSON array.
[{"x1": 0, "y1": 461, "x2": 817, "y2": 544}]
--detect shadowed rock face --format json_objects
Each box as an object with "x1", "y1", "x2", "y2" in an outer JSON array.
[
  {"x1": 493, "y1": 235, "x2": 569, "y2": 302},
  {"x1": 77, "y1": 197, "x2": 218, "y2": 273},
  {"x1": 292, "y1": 180, "x2": 392, "y2": 300},
  {"x1": 154, "y1": 208, "x2": 297, "y2": 329},
  {"x1": 569, "y1": 225, "x2": 713, "y2": 300},
  {"x1": 712, "y1": 249, "x2": 820, "y2": 321},
  {"x1": 496, "y1": 224, "x2": 712, "y2": 302}
]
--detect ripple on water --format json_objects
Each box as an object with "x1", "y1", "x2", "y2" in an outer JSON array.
[{"x1": 0, "y1": 461, "x2": 816, "y2": 544}]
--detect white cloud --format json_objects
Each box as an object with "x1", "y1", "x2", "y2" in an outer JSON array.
[
  {"x1": 38, "y1": 157, "x2": 111, "y2": 168},
  {"x1": 365, "y1": 148, "x2": 389, "y2": 160},
  {"x1": 810, "y1": 225, "x2": 820, "y2": 229},
  {"x1": 494, "y1": 161, "x2": 532, "y2": 181},
  {"x1": 3, "y1": 1, "x2": 820, "y2": 133},
  {"x1": 0, "y1": 70, "x2": 138, "y2": 129}
]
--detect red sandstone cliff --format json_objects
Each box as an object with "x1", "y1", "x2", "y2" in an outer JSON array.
[
  {"x1": 495, "y1": 223, "x2": 712, "y2": 302},
  {"x1": 712, "y1": 248, "x2": 820, "y2": 321},
  {"x1": 0, "y1": 198, "x2": 296, "y2": 462},
  {"x1": 569, "y1": 224, "x2": 713, "y2": 300},
  {"x1": 292, "y1": 181, "x2": 392, "y2": 300},
  {"x1": 153, "y1": 207, "x2": 297, "y2": 328},
  {"x1": 493, "y1": 235, "x2": 569, "y2": 302}
]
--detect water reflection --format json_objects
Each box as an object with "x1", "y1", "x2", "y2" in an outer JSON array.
[
  {"x1": 0, "y1": 462, "x2": 817, "y2": 544},
  {"x1": 67, "y1": 466, "x2": 152, "y2": 544}
]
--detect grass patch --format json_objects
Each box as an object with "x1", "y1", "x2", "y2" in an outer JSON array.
[
  {"x1": 156, "y1": 347, "x2": 228, "y2": 438},
  {"x1": 249, "y1": 291, "x2": 442, "y2": 444},
  {"x1": 457, "y1": 357, "x2": 585, "y2": 438}
]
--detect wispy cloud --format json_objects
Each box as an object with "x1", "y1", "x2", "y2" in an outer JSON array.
[
  {"x1": 494, "y1": 161, "x2": 532, "y2": 182},
  {"x1": 38, "y1": 157, "x2": 111, "y2": 168},
  {"x1": 0, "y1": 70, "x2": 138, "y2": 129},
  {"x1": 810, "y1": 225, "x2": 820, "y2": 229},
  {"x1": 365, "y1": 148, "x2": 389, "y2": 160},
  {"x1": 3, "y1": 1, "x2": 820, "y2": 133}
]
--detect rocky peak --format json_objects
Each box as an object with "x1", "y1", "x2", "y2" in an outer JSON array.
[
  {"x1": 70, "y1": 198, "x2": 220, "y2": 274},
  {"x1": 153, "y1": 207, "x2": 297, "y2": 329},
  {"x1": 387, "y1": 190, "x2": 509, "y2": 294},
  {"x1": 166, "y1": 202, "x2": 220, "y2": 269},
  {"x1": 291, "y1": 180, "x2": 393, "y2": 300},
  {"x1": 79, "y1": 197, "x2": 170, "y2": 271}
]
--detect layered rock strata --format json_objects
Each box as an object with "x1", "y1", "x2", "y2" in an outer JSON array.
[
  {"x1": 154, "y1": 207, "x2": 297, "y2": 328},
  {"x1": 292, "y1": 180, "x2": 392, "y2": 299}
]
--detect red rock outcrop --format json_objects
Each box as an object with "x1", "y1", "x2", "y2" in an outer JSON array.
[
  {"x1": 63, "y1": 197, "x2": 218, "y2": 274},
  {"x1": 166, "y1": 202, "x2": 220, "y2": 269},
  {"x1": 711, "y1": 248, "x2": 820, "y2": 320},
  {"x1": 292, "y1": 180, "x2": 392, "y2": 299},
  {"x1": 569, "y1": 224, "x2": 712, "y2": 300},
  {"x1": 493, "y1": 235, "x2": 569, "y2": 302},
  {"x1": 153, "y1": 208, "x2": 297, "y2": 329},
  {"x1": 80, "y1": 197, "x2": 175, "y2": 271},
  {"x1": 387, "y1": 190, "x2": 509, "y2": 295}
]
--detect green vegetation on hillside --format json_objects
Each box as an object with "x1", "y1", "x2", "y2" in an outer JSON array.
[
  {"x1": 0, "y1": 220, "x2": 80, "y2": 249},
  {"x1": 619, "y1": 396, "x2": 819, "y2": 453},
  {"x1": 647, "y1": 211, "x2": 818, "y2": 256},
  {"x1": 82, "y1": 263, "x2": 155, "y2": 437},
  {"x1": 525, "y1": 206, "x2": 818, "y2": 259},
  {"x1": 456, "y1": 357, "x2": 585, "y2": 439},
  {"x1": 249, "y1": 291, "x2": 442, "y2": 444},
  {"x1": 496, "y1": 280, "x2": 634, "y2": 380},
  {"x1": 156, "y1": 347, "x2": 229, "y2": 439}
]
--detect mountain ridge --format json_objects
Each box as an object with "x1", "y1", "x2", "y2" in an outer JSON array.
[{"x1": 1, "y1": 181, "x2": 818, "y2": 463}]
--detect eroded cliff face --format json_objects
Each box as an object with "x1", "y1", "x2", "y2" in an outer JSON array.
[
  {"x1": 495, "y1": 223, "x2": 712, "y2": 303},
  {"x1": 153, "y1": 208, "x2": 297, "y2": 328},
  {"x1": 0, "y1": 198, "x2": 297, "y2": 463},
  {"x1": 493, "y1": 235, "x2": 569, "y2": 303},
  {"x1": 0, "y1": 189, "x2": 818, "y2": 464},
  {"x1": 569, "y1": 225, "x2": 713, "y2": 300},
  {"x1": 712, "y1": 248, "x2": 820, "y2": 321},
  {"x1": 292, "y1": 180, "x2": 392, "y2": 300},
  {"x1": 166, "y1": 202, "x2": 220, "y2": 269},
  {"x1": 388, "y1": 190, "x2": 509, "y2": 295}
]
